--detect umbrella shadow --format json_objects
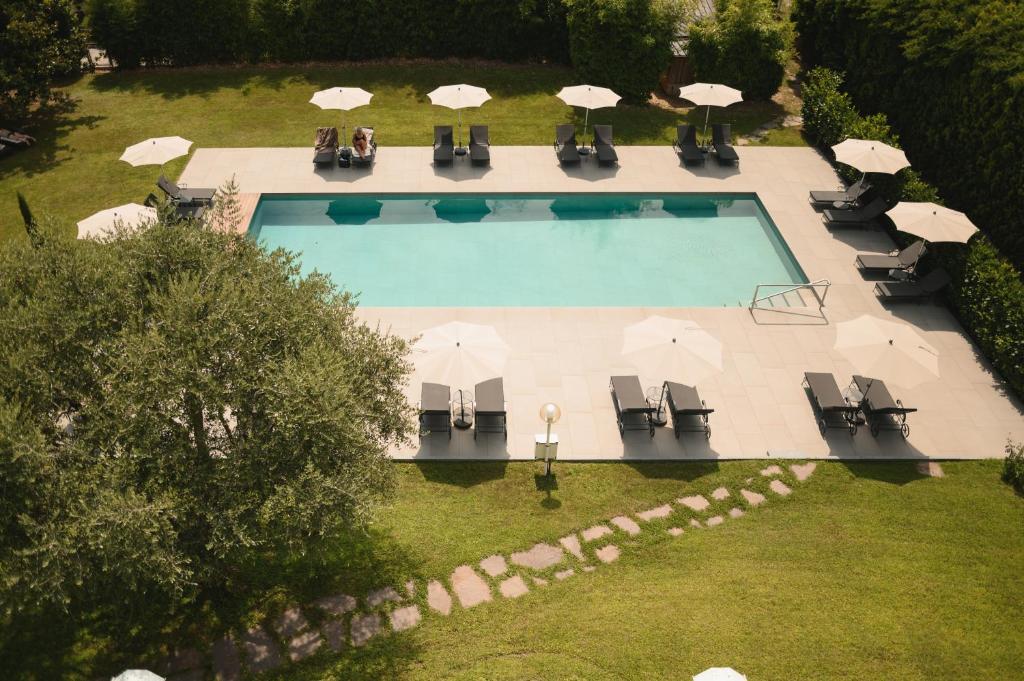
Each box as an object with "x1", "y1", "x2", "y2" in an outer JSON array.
[
  {"x1": 557, "y1": 160, "x2": 620, "y2": 182},
  {"x1": 431, "y1": 160, "x2": 492, "y2": 182},
  {"x1": 414, "y1": 459, "x2": 509, "y2": 487}
]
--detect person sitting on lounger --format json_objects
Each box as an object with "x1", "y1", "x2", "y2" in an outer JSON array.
[{"x1": 352, "y1": 128, "x2": 369, "y2": 159}]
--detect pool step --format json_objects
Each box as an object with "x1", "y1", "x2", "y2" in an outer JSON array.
[{"x1": 761, "y1": 289, "x2": 812, "y2": 308}]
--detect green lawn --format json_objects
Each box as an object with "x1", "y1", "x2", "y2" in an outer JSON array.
[
  {"x1": 0, "y1": 61, "x2": 794, "y2": 241},
  {"x1": 6, "y1": 460, "x2": 1022, "y2": 680}
]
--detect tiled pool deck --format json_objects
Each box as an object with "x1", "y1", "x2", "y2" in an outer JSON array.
[{"x1": 181, "y1": 145, "x2": 1024, "y2": 460}]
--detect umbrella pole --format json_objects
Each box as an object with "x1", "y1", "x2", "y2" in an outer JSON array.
[
  {"x1": 703, "y1": 105, "x2": 710, "y2": 140},
  {"x1": 458, "y1": 110, "x2": 463, "y2": 149},
  {"x1": 583, "y1": 108, "x2": 590, "y2": 147},
  {"x1": 342, "y1": 112, "x2": 347, "y2": 151}
]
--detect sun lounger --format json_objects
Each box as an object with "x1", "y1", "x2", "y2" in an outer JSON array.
[
  {"x1": 711, "y1": 123, "x2": 739, "y2": 165},
  {"x1": 809, "y1": 177, "x2": 872, "y2": 207},
  {"x1": 874, "y1": 268, "x2": 951, "y2": 302},
  {"x1": 663, "y1": 381, "x2": 714, "y2": 439},
  {"x1": 554, "y1": 124, "x2": 581, "y2": 165},
  {"x1": 174, "y1": 203, "x2": 206, "y2": 221},
  {"x1": 349, "y1": 127, "x2": 377, "y2": 167},
  {"x1": 313, "y1": 126, "x2": 338, "y2": 168},
  {"x1": 673, "y1": 125, "x2": 705, "y2": 166},
  {"x1": 433, "y1": 126, "x2": 455, "y2": 165},
  {"x1": 856, "y1": 240, "x2": 926, "y2": 273},
  {"x1": 851, "y1": 375, "x2": 917, "y2": 437},
  {"x1": 0, "y1": 128, "x2": 35, "y2": 147},
  {"x1": 610, "y1": 375, "x2": 655, "y2": 437},
  {"x1": 803, "y1": 372, "x2": 860, "y2": 435},
  {"x1": 469, "y1": 125, "x2": 490, "y2": 166},
  {"x1": 157, "y1": 174, "x2": 216, "y2": 206},
  {"x1": 419, "y1": 382, "x2": 452, "y2": 439},
  {"x1": 473, "y1": 377, "x2": 507, "y2": 439},
  {"x1": 822, "y1": 197, "x2": 888, "y2": 227},
  {"x1": 592, "y1": 125, "x2": 618, "y2": 166}
]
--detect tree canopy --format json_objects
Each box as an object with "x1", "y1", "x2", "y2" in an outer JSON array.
[{"x1": 0, "y1": 214, "x2": 412, "y2": 616}]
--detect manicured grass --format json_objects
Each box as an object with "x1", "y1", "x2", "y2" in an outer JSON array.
[
  {"x1": 5, "y1": 460, "x2": 1022, "y2": 680},
  {"x1": 0, "y1": 61, "x2": 797, "y2": 241}
]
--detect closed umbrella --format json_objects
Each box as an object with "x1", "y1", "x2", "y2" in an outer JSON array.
[
  {"x1": 831, "y1": 138, "x2": 910, "y2": 178},
  {"x1": 693, "y1": 669, "x2": 747, "y2": 681},
  {"x1": 112, "y1": 671, "x2": 164, "y2": 681},
  {"x1": 309, "y1": 87, "x2": 374, "y2": 149},
  {"x1": 119, "y1": 136, "x2": 192, "y2": 167},
  {"x1": 77, "y1": 203, "x2": 157, "y2": 239},
  {"x1": 556, "y1": 84, "x2": 621, "y2": 145},
  {"x1": 427, "y1": 84, "x2": 491, "y2": 149},
  {"x1": 885, "y1": 202, "x2": 978, "y2": 244},
  {"x1": 622, "y1": 316, "x2": 723, "y2": 386},
  {"x1": 677, "y1": 82, "x2": 743, "y2": 137},
  {"x1": 834, "y1": 314, "x2": 939, "y2": 388}
]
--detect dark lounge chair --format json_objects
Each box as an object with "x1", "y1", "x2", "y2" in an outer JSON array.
[
  {"x1": 610, "y1": 375, "x2": 655, "y2": 437},
  {"x1": 662, "y1": 381, "x2": 714, "y2": 439},
  {"x1": 851, "y1": 375, "x2": 917, "y2": 437},
  {"x1": 157, "y1": 174, "x2": 216, "y2": 206},
  {"x1": 803, "y1": 372, "x2": 860, "y2": 435},
  {"x1": 809, "y1": 176, "x2": 872, "y2": 207},
  {"x1": 874, "y1": 268, "x2": 951, "y2": 302},
  {"x1": 673, "y1": 125, "x2": 705, "y2": 166},
  {"x1": 313, "y1": 126, "x2": 338, "y2": 168},
  {"x1": 433, "y1": 126, "x2": 455, "y2": 165},
  {"x1": 146, "y1": 191, "x2": 205, "y2": 221},
  {"x1": 419, "y1": 382, "x2": 452, "y2": 439},
  {"x1": 348, "y1": 126, "x2": 377, "y2": 167},
  {"x1": 822, "y1": 197, "x2": 888, "y2": 227},
  {"x1": 592, "y1": 125, "x2": 618, "y2": 166},
  {"x1": 856, "y1": 240, "x2": 926, "y2": 273},
  {"x1": 473, "y1": 377, "x2": 507, "y2": 439},
  {"x1": 0, "y1": 128, "x2": 35, "y2": 148},
  {"x1": 469, "y1": 125, "x2": 490, "y2": 166},
  {"x1": 554, "y1": 124, "x2": 581, "y2": 165},
  {"x1": 711, "y1": 123, "x2": 739, "y2": 166}
]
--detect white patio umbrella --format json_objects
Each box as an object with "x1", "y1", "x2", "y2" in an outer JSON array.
[
  {"x1": 309, "y1": 87, "x2": 374, "y2": 149},
  {"x1": 77, "y1": 203, "x2": 157, "y2": 239},
  {"x1": 885, "y1": 202, "x2": 979, "y2": 244},
  {"x1": 622, "y1": 316, "x2": 723, "y2": 386},
  {"x1": 693, "y1": 668, "x2": 747, "y2": 681},
  {"x1": 556, "y1": 84, "x2": 621, "y2": 145},
  {"x1": 677, "y1": 82, "x2": 743, "y2": 137},
  {"x1": 834, "y1": 314, "x2": 939, "y2": 388},
  {"x1": 112, "y1": 671, "x2": 164, "y2": 681},
  {"x1": 427, "y1": 84, "x2": 491, "y2": 149},
  {"x1": 831, "y1": 138, "x2": 910, "y2": 179},
  {"x1": 119, "y1": 136, "x2": 192, "y2": 167},
  {"x1": 412, "y1": 321, "x2": 510, "y2": 387}
]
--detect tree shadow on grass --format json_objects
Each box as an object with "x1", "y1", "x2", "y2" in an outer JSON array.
[
  {"x1": 0, "y1": 99, "x2": 106, "y2": 182},
  {"x1": 414, "y1": 460, "x2": 508, "y2": 488}
]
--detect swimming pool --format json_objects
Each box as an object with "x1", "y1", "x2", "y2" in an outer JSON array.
[{"x1": 248, "y1": 193, "x2": 806, "y2": 307}]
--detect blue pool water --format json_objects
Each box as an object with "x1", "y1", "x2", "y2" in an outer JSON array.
[{"x1": 248, "y1": 193, "x2": 806, "y2": 307}]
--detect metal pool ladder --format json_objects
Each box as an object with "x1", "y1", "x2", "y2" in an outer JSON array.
[{"x1": 749, "y1": 279, "x2": 831, "y2": 312}]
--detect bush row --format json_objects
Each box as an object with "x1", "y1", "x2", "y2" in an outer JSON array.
[
  {"x1": 792, "y1": 0, "x2": 1024, "y2": 268},
  {"x1": 802, "y1": 67, "x2": 1024, "y2": 401}
]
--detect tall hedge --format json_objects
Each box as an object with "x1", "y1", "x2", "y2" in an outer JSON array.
[{"x1": 792, "y1": 0, "x2": 1024, "y2": 268}]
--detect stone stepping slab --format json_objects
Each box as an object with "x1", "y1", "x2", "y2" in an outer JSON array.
[
  {"x1": 499, "y1": 575, "x2": 529, "y2": 599},
  {"x1": 559, "y1": 534, "x2": 584, "y2": 560},
  {"x1": 706, "y1": 515, "x2": 724, "y2": 527},
  {"x1": 791, "y1": 462, "x2": 817, "y2": 481},
  {"x1": 351, "y1": 613, "x2": 382, "y2": 647},
  {"x1": 769, "y1": 479, "x2": 792, "y2": 496},
  {"x1": 451, "y1": 565, "x2": 492, "y2": 608},
  {"x1": 678, "y1": 495, "x2": 710, "y2": 512},
  {"x1": 314, "y1": 593, "x2": 357, "y2": 617},
  {"x1": 595, "y1": 545, "x2": 620, "y2": 563},
  {"x1": 741, "y1": 489, "x2": 766, "y2": 507},
  {"x1": 366, "y1": 586, "x2": 401, "y2": 608},
  {"x1": 510, "y1": 543, "x2": 564, "y2": 570},
  {"x1": 555, "y1": 568, "x2": 575, "y2": 580},
  {"x1": 689, "y1": 518, "x2": 703, "y2": 529},
  {"x1": 242, "y1": 627, "x2": 282, "y2": 673},
  {"x1": 390, "y1": 605, "x2": 422, "y2": 632},
  {"x1": 321, "y1": 620, "x2": 346, "y2": 653},
  {"x1": 667, "y1": 527, "x2": 684, "y2": 537},
  {"x1": 427, "y1": 579, "x2": 452, "y2": 615},
  {"x1": 711, "y1": 487, "x2": 730, "y2": 501},
  {"x1": 610, "y1": 516, "x2": 641, "y2": 536},
  {"x1": 637, "y1": 504, "x2": 672, "y2": 521},
  {"x1": 761, "y1": 464, "x2": 784, "y2": 477},
  {"x1": 582, "y1": 524, "x2": 613, "y2": 542},
  {"x1": 480, "y1": 554, "x2": 508, "y2": 577},
  {"x1": 275, "y1": 607, "x2": 308, "y2": 638},
  {"x1": 287, "y1": 630, "x2": 322, "y2": 662},
  {"x1": 728, "y1": 507, "x2": 744, "y2": 519}
]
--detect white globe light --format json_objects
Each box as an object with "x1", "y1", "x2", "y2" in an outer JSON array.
[{"x1": 539, "y1": 402, "x2": 562, "y2": 424}]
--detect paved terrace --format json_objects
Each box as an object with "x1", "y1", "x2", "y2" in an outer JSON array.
[{"x1": 181, "y1": 146, "x2": 1024, "y2": 460}]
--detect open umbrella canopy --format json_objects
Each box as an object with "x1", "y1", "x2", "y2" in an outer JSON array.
[
  {"x1": 677, "y1": 82, "x2": 743, "y2": 108},
  {"x1": 412, "y1": 321, "x2": 510, "y2": 387},
  {"x1": 556, "y1": 84, "x2": 622, "y2": 110},
  {"x1": 309, "y1": 87, "x2": 373, "y2": 111},
  {"x1": 427, "y1": 84, "x2": 491, "y2": 110},
  {"x1": 831, "y1": 138, "x2": 910, "y2": 175},
  {"x1": 112, "y1": 671, "x2": 164, "y2": 681},
  {"x1": 693, "y1": 668, "x2": 747, "y2": 681},
  {"x1": 77, "y1": 203, "x2": 157, "y2": 239},
  {"x1": 834, "y1": 314, "x2": 939, "y2": 388},
  {"x1": 622, "y1": 316, "x2": 723, "y2": 386},
  {"x1": 885, "y1": 202, "x2": 978, "y2": 244},
  {"x1": 119, "y1": 136, "x2": 192, "y2": 167}
]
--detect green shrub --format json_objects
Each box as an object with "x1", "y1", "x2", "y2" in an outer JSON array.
[
  {"x1": 86, "y1": 0, "x2": 142, "y2": 68},
  {"x1": 687, "y1": 0, "x2": 793, "y2": 101},
  {"x1": 564, "y1": 0, "x2": 686, "y2": 103},
  {"x1": 800, "y1": 67, "x2": 856, "y2": 147},
  {"x1": 1004, "y1": 441, "x2": 1024, "y2": 493}
]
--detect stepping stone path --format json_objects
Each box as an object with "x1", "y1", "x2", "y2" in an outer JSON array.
[
  {"x1": 678, "y1": 495, "x2": 710, "y2": 512},
  {"x1": 555, "y1": 569, "x2": 575, "y2": 580},
  {"x1": 366, "y1": 586, "x2": 401, "y2": 608},
  {"x1": 350, "y1": 614, "x2": 381, "y2": 647},
  {"x1": 583, "y1": 565, "x2": 596, "y2": 573},
  {"x1": 511, "y1": 543, "x2": 564, "y2": 570},
  {"x1": 390, "y1": 605, "x2": 422, "y2": 632},
  {"x1": 741, "y1": 489, "x2": 766, "y2": 507},
  {"x1": 287, "y1": 631, "x2": 322, "y2": 662},
  {"x1": 405, "y1": 580, "x2": 416, "y2": 597},
  {"x1": 479, "y1": 554, "x2": 508, "y2": 577},
  {"x1": 916, "y1": 461, "x2": 944, "y2": 478},
  {"x1": 610, "y1": 516, "x2": 641, "y2": 536},
  {"x1": 211, "y1": 637, "x2": 240, "y2": 681},
  {"x1": 761, "y1": 464, "x2": 784, "y2": 476},
  {"x1": 690, "y1": 518, "x2": 703, "y2": 529},
  {"x1": 706, "y1": 516, "x2": 724, "y2": 527},
  {"x1": 582, "y1": 524, "x2": 613, "y2": 541},
  {"x1": 275, "y1": 608, "x2": 308, "y2": 638},
  {"x1": 559, "y1": 534, "x2": 584, "y2": 560},
  {"x1": 711, "y1": 487, "x2": 730, "y2": 501},
  {"x1": 533, "y1": 576, "x2": 549, "y2": 586},
  {"x1": 500, "y1": 575, "x2": 530, "y2": 599},
  {"x1": 321, "y1": 620, "x2": 346, "y2": 653},
  {"x1": 729, "y1": 507, "x2": 745, "y2": 519},
  {"x1": 242, "y1": 627, "x2": 282, "y2": 673},
  {"x1": 314, "y1": 593, "x2": 357, "y2": 617},
  {"x1": 595, "y1": 545, "x2": 620, "y2": 563},
  {"x1": 769, "y1": 479, "x2": 792, "y2": 496},
  {"x1": 451, "y1": 565, "x2": 492, "y2": 608},
  {"x1": 791, "y1": 462, "x2": 817, "y2": 481},
  {"x1": 667, "y1": 527, "x2": 684, "y2": 537},
  {"x1": 637, "y1": 504, "x2": 672, "y2": 521},
  {"x1": 427, "y1": 580, "x2": 452, "y2": 615}
]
